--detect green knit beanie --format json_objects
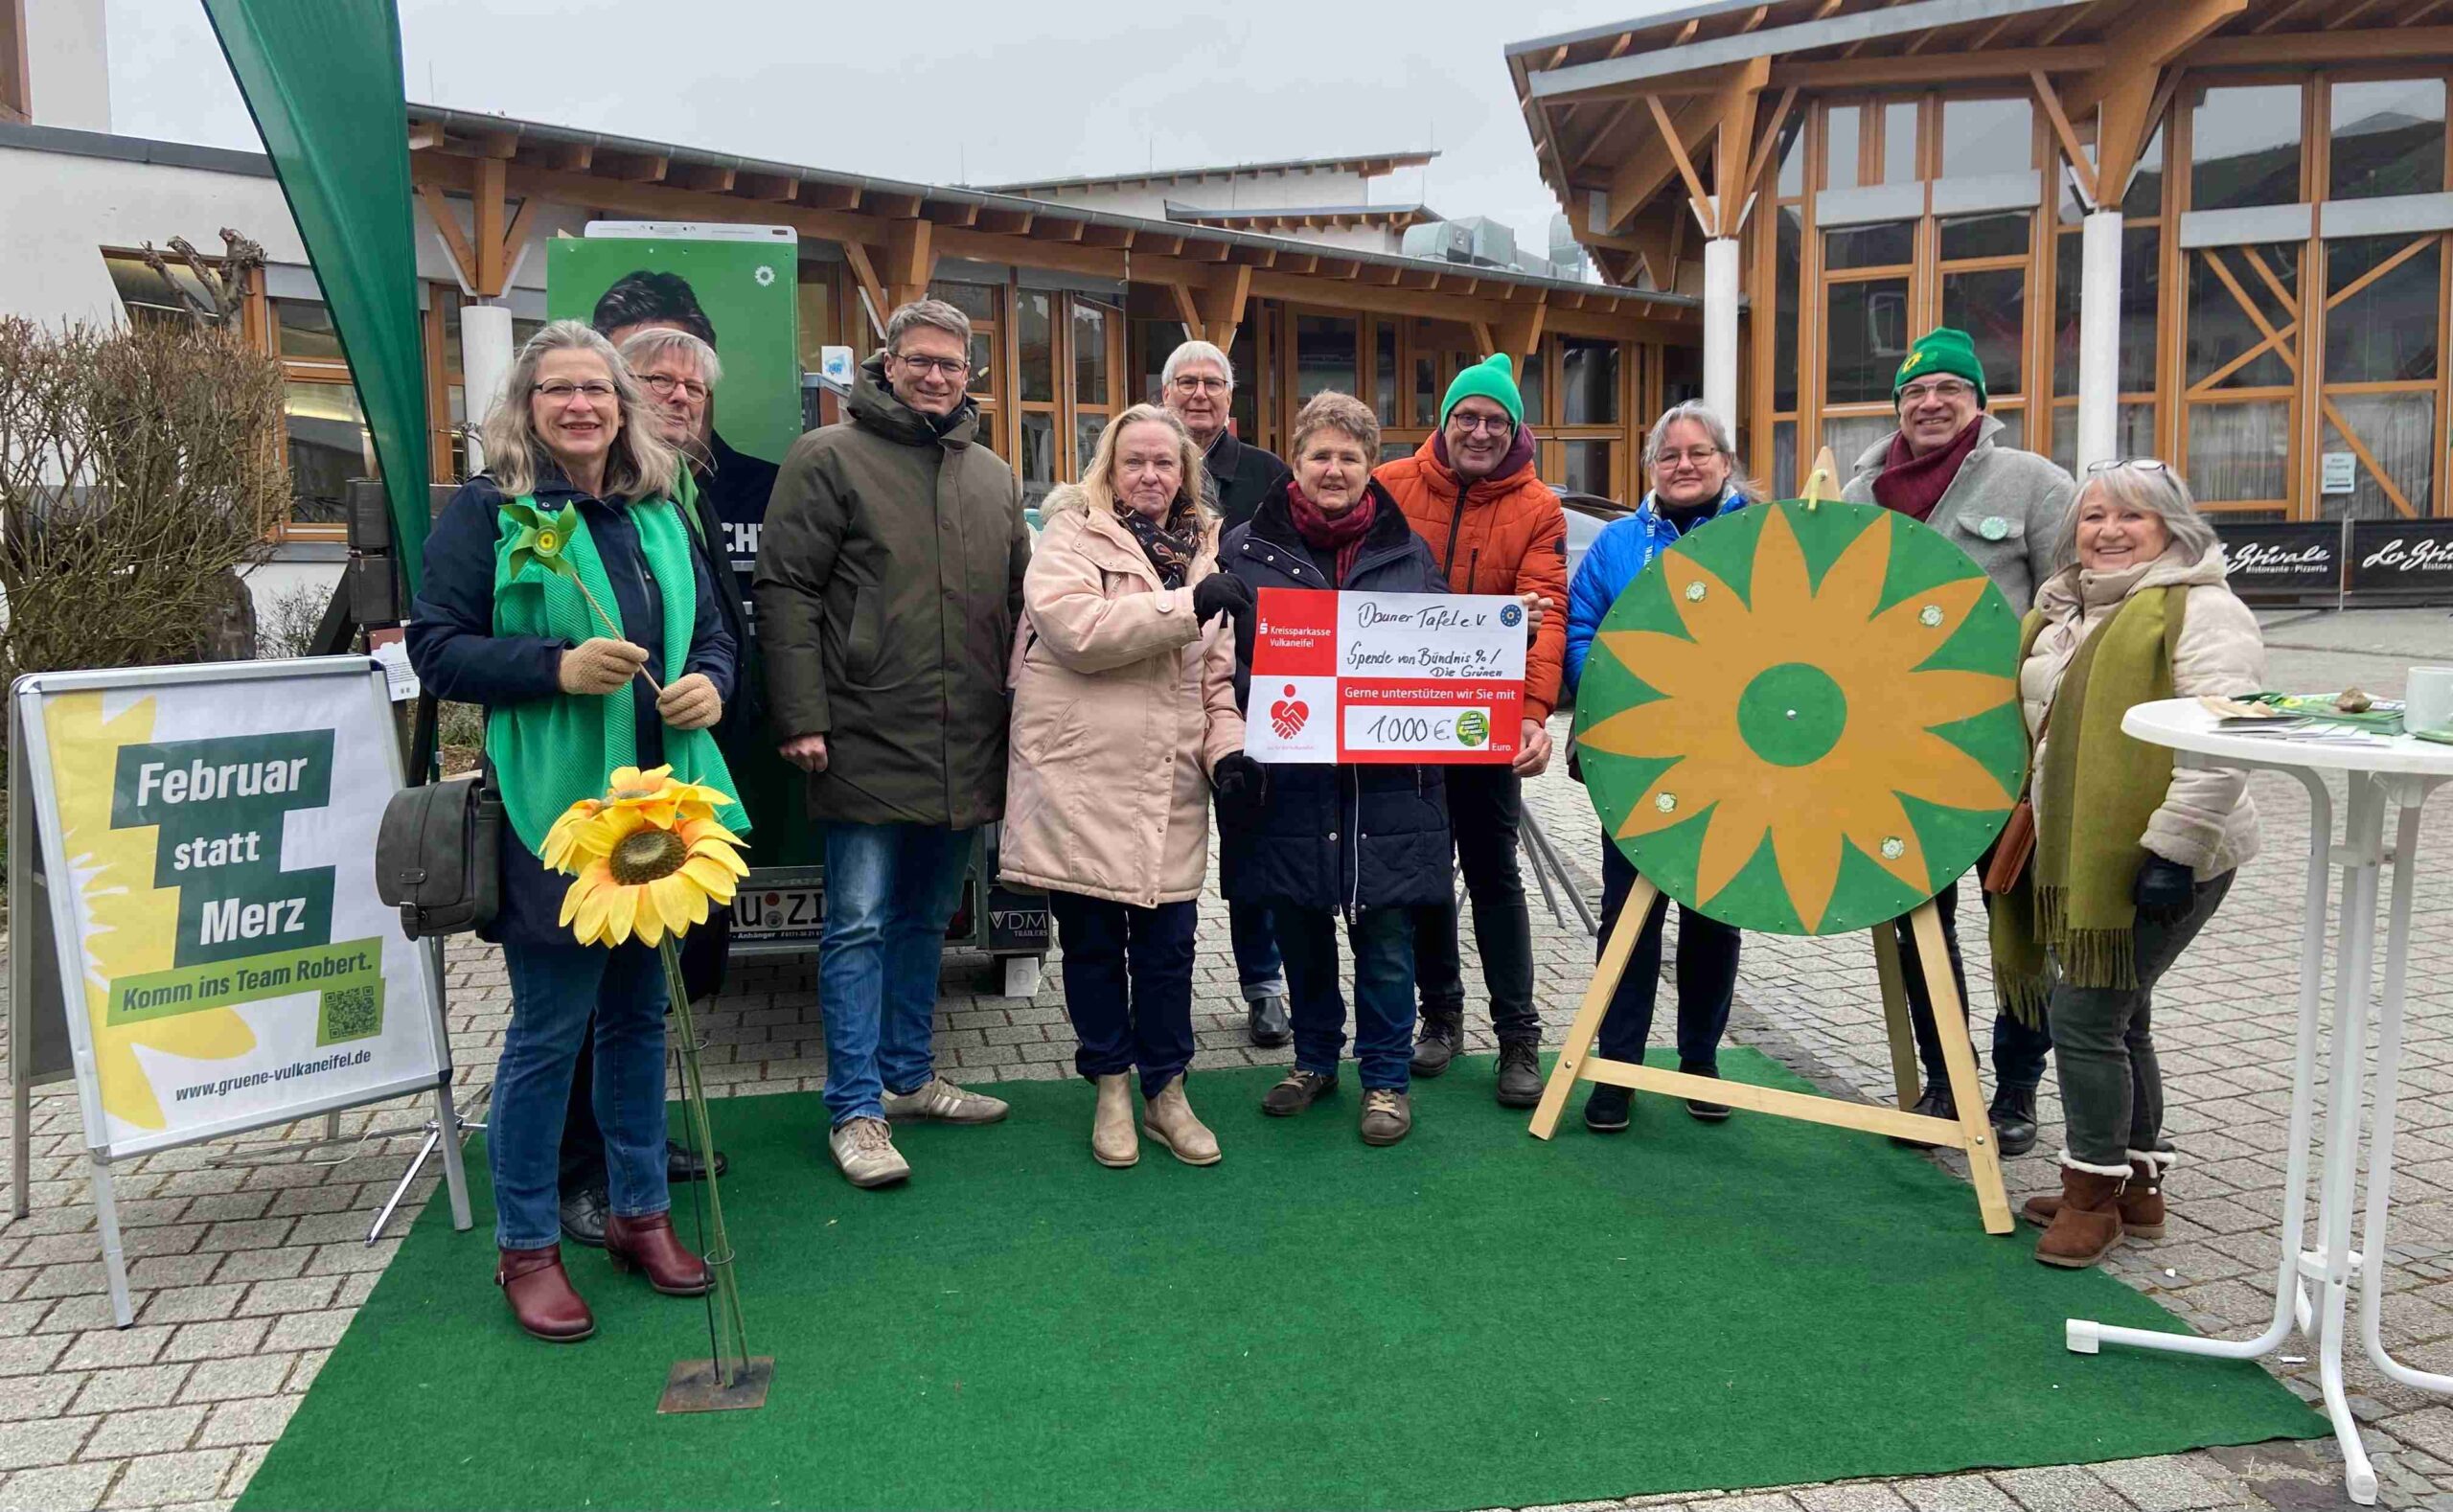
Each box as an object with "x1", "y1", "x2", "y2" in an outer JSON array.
[
  {"x1": 1441, "y1": 354, "x2": 1524, "y2": 427},
  {"x1": 1893, "y1": 327, "x2": 1988, "y2": 407}
]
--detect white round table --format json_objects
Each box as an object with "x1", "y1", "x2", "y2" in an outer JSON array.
[{"x1": 2064, "y1": 698, "x2": 2453, "y2": 1504}]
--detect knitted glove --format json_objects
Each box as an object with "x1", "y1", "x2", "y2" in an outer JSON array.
[
  {"x1": 1211, "y1": 751, "x2": 1264, "y2": 809},
  {"x1": 557, "y1": 637, "x2": 648, "y2": 696},
  {"x1": 1192, "y1": 572, "x2": 1254, "y2": 628},
  {"x1": 2132, "y1": 855, "x2": 2195, "y2": 922},
  {"x1": 656, "y1": 673, "x2": 722, "y2": 731}
]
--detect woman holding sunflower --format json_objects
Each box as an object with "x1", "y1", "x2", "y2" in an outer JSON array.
[
  {"x1": 406, "y1": 320, "x2": 747, "y2": 1342},
  {"x1": 1001, "y1": 404, "x2": 1249, "y2": 1168}
]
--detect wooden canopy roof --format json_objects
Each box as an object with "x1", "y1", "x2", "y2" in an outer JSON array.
[
  {"x1": 403, "y1": 106, "x2": 1691, "y2": 353},
  {"x1": 1508, "y1": 0, "x2": 2453, "y2": 287}
]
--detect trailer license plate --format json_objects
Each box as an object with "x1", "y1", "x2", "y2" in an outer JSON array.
[{"x1": 733, "y1": 885, "x2": 822, "y2": 937}]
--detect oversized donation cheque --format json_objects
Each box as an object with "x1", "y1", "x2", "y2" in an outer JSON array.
[{"x1": 1245, "y1": 589, "x2": 1525, "y2": 765}]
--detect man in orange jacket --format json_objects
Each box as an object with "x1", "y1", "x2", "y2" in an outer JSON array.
[{"x1": 1373, "y1": 354, "x2": 1567, "y2": 1107}]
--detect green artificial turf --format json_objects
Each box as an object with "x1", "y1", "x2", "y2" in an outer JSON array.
[{"x1": 237, "y1": 1051, "x2": 2318, "y2": 1511}]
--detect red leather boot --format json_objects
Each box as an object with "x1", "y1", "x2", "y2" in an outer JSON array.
[
  {"x1": 496, "y1": 1246, "x2": 594, "y2": 1342},
  {"x1": 604, "y1": 1212, "x2": 713, "y2": 1296}
]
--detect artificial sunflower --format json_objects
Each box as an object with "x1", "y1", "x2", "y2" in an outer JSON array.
[
  {"x1": 1574, "y1": 501, "x2": 2025, "y2": 936},
  {"x1": 551, "y1": 782, "x2": 748, "y2": 950}
]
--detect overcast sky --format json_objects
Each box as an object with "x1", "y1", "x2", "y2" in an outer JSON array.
[{"x1": 103, "y1": 0, "x2": 1684, "y2": 255}]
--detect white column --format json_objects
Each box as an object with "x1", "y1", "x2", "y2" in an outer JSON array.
[
  {"x1": 2075, "y1": 208, "x2": 2124, "y2": 472},
  {"x1": 1703, "y1": 235, "x2": 1740, "y2": 426},
  {"x1": 460, "y1": 303, "x2": 517, "y2": 473}
]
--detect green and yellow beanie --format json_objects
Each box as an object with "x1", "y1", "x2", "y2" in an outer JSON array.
[
  {"x1": 1892, "y1": 327, "x2": 1987, "y2": 407},
  {"x1": 1441, "y1": 354, "x2": 1524, "y2": 427}
]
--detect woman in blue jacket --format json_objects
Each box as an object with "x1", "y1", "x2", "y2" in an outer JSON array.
[
  {"x1": 407, "y1": 321, "x2": 741, "y2": 1342},
  {"x1": 1563, "y1": 401, "x2": 1759, "y2": 1134},
  {"x1": 1212, "y1": 392, "x2": 1451, "y2": 1147}
]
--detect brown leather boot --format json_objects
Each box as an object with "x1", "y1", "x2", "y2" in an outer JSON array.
[
  {"x1": 604, "y1": 1212, "x2": 713, "y2": 1296},
  {"x1": 2020, "y1": 1152, "x2": 2169, "y2": 1240},
  {"x1": 497, "y1": 1246, "x2": 594, "y2": 1342},
  {"x1": 2034, "y1": 1162, "x2": 2127, "y2": 1269}
]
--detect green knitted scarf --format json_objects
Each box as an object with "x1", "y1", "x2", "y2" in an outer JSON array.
[
  {"x1": 1990, "y1": 584, "x2": 2186, "y2": 1024},
  {"x1": 484, "y1": 493, "x2": 748, "y2": 858}
]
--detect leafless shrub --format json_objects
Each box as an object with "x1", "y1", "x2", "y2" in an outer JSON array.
[
  {"x1": 0, "y1": 316, "x2": 289, "y2": 686},
  {"x1": 255, "y1": 581, "x2": 334, "y2": 660}
]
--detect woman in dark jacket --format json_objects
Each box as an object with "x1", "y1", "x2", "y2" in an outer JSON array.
[
  {"x1": 1214, "y1": 391, "x2": 1451, "y2": 1146},
  {"x1": 405, "y1": 320, "x2": 741, "y2": 1343}
]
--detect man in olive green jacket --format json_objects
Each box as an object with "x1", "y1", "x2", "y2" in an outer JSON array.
[{"x1": 755, "y1": 298, "x2": 1031, "y2": 1189}]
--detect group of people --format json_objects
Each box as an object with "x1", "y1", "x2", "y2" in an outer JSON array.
[{"x1": 408, "y1": 298, "x2": 2263, "y2": 1344}]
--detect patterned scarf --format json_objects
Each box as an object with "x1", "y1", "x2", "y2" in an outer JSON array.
[
  {"x1": 1114, "y1": 496, "x2": 1201, "y2": 588},
  {"x1": 1872, "y1": 416, "x2": 1984, "y2": 521},
  {"x1": 1288, "y1": 481, "x2": 1377, "y2": 586}
]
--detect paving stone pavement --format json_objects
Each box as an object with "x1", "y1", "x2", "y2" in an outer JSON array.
[{"x1": 1, "y1": 609, "x2": 2448, "y2": 1512}]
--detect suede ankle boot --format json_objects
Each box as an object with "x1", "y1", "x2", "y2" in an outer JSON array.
[
  {"x1": 2021, "y1": 1150, "x2": 2170, "y2": 1239},
  {"x1": 497, "y1": 1245, "x2": 594, "y2": 1342},
  {"x1": 1091, "y1": 1073, "x2": 1139, "y2": 1168},
  {"x1": 2034, "y1": 1160, "x2": 2127, "y2": 1268},
  {"x1": 1142, "y1": 1077, "x2": 1222, "y2": 1166}
]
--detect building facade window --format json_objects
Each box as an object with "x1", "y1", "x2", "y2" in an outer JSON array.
[{"x1": 1746, "y1": 68, "x2": 2453, "y2": 522}]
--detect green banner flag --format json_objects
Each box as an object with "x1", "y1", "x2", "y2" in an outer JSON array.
[{"x1": 200, "y1": 0, "x2": 431, "y2": 588}]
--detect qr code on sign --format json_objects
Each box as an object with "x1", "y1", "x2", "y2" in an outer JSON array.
[{"x1": 319, "y1": 984, "x2": 383, "y2": 1045}]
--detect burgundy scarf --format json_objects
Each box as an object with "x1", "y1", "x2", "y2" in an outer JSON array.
[
  {"x1": 1872, "y1": 417, "x2": 1984, "y2": 521},
  {"x1": 1288, "y1": 482, "x2": 1376, "y2": 586}
]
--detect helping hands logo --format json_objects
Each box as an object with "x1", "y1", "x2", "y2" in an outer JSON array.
[{"x1": 51, "y1": 693, "x2": 256, "y2": 1129}]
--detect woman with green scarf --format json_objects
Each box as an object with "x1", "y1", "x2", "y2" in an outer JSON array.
[
  {"x1": 407, "y1": 321, "x2": 748, "y2": 1341},
  {"x1": 1991, "y1": 461, "x2": 2263, "y2": 1270}
]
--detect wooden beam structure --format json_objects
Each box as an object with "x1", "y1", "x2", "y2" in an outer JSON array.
[
  {"x1": 2063, "y1": 0, "x2": 2244, "y2": 117},
  {"x1": 885, "y1": 218, "x2": 935, "y2": 310}
]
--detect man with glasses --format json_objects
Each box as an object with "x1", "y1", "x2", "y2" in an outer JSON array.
[
  {"x1": 1842, "y1": 326, "x2": 2075, "y2": 1157},
  {"x1": 757, "y1": 299, "x2": 1033, "y2": 1188},
  {"x1": 1374, "y1": 354, "x2": 1568, "y2": 1108},
  {"x1": 593, "y1": 272, "x2": 779, "y2": 579},
  {"x1": 1158, "y1": 340, "x2": 1294, "y2": 1046}
]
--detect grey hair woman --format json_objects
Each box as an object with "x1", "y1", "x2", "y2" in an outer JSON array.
[
  {"x1": 1995, "y1": 459, "x2": 2263, "y2": 1271},
  {"x1": 477, "y1": 319, "x2": 679, "y2": 503},
  {"x1": 405, "y1": 316, "x2": 745, "y2": 1341}
]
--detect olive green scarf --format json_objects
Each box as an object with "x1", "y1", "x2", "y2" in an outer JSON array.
[{"x1": 1990, "y1": 585, "x2": 2187, "y2": 1024}]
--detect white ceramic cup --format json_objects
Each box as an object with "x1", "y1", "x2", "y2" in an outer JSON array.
[{"x1": 2408, "y1": 666, "x2": 2453, "y2": 734}]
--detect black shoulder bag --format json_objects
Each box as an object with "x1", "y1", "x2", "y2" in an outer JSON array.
[{"x1": 374, "y1": 692, "x2": 502, "y2": 938}]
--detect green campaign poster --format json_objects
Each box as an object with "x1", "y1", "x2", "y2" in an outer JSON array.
[{"x1": 548, "y1": 224, "x2": 815, "y2": 873}]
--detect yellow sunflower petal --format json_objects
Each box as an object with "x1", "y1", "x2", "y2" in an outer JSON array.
[
  {"x1": 1577, "y1": 699, "x2": 1696, "y2": 762},
  {"x1": 680, "y1": 856, "x2": 740, "y2": 902},
  {"x1": 1594, "y1": 630, "x2": 1725, "y2": 699},
  {"x1": 1893, "y1": 728, "x2": 2020, "y2": 813}
]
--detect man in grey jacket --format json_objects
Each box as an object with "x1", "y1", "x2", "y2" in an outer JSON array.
[{"x1": 1841, "y1": 326, "x2": 2075, "y2": 1158}]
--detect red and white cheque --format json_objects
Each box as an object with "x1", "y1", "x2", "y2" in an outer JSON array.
[{"x1": 1244, "y1": 589, "x2": 1526, "y2": 766}]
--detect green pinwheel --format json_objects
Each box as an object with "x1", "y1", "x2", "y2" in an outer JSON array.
[
  {"x1": 500, "y1": 498, "x2": 660, "y2": 694},
  {"x1": 503, "y1": 497, "x2": 584, "y2": 584}
]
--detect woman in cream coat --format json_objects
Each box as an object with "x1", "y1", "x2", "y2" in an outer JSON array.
[{"x1": 1002, "y1": 404, "x2": 1252, "y2": 1167}]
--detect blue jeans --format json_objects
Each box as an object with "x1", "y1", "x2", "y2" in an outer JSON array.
[
  {"x1": 1595, "y1": 843, "x2": 1740, "y2": 1070},
  {"x1": 1049, "y1": 891, "x2": 1198, "y2": 1097},
  {"x1": 1276, "y1": 906, "x2": 1416, "y2": 1090},
  {"x1": 495, "y1": 939, "x2": 670, "y2": 1250},
  {"x1": 818, "y1": 822, "x2": 974, "y2": 1127}
]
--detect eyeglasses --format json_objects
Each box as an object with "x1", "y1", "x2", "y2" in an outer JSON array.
[
  {"x1": 1898, "y1": 378, "x2": 1976, "y2": 405},
  {"x1": 2086, "y1": 457, "x2": 2171, "y2": 474},
  {"x1": 1169, "y1": 375, "x2": 1229, "y2": 394},
  {"x1": 641, "y1": 373, "x2": 709, "y2": 401},
  {"x1": 1656, "y1": 446, "x2": 1726, "y2": 468},
  {"x1": 533, "y1": 380, "x2": 616, "y2": 401},
  {"x1": 1447, "y1": 413, "x2": 1514, "y2": 436},
  {"x1": 890, "y1": 352, "x2": 971, "y2": 378}
]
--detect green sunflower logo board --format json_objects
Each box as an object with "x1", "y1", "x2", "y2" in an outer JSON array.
[{"x1": 1573, "y1": 500, "x2": 2027, "y2": 937}]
